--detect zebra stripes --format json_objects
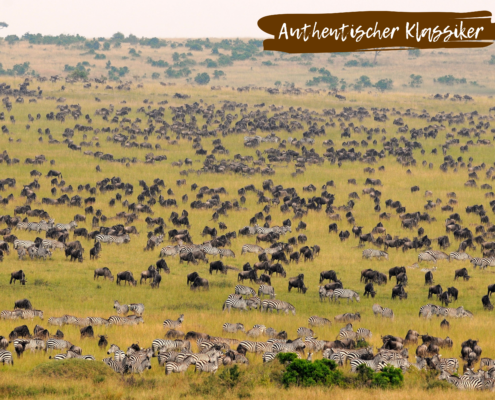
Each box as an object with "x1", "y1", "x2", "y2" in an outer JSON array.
[
  {"x1": 332, "y1": 289, "x2": 360, "y2": 304},
  {"x1": 235, "y1": 285, "x2": 256, "y2": 297},
  {"x1": 163, "y1": 314, "x2": 184, "y2": 329},
  {"x1": 254, "y1": 224, "x2": 291, "y2": 235},
  {"x1": 258, "y1": 284, "x2": 276, "y2": 299},
  {"x1": 223, "y1": 322, "x2": 245, "y2": 333},
  {"x1": 222, "y1": 294, "x2": 248, "y2": 312},
  {"x1": 95, "y1": 234, "x2": 130, "y2": 244},
  {"x1": 160, "y1": 245, "x2": 181, "y2": 257},
  {"x1": 13, "y1": 240, "x2": 36, "y2": 249},
  {"x1": 114, "y1": 301, "x2": 129, "y2": 315},
  {"x1": 103, "y1": 357, "x2": 125, "y2": 373},
  {"x1": 471, "y1": 257, "x2": 494, "y2": 269},
  {"x1": 308, "y1": 315, "x2": 331, "y2": 327},
  {"x1": 219, "y1": 248, "x2": 236, "y2": 258},
  {"x1": 449, "y1": 252, "x2": 472, "y2": 262},
  {"x1": 0, "y1": 350, "x2": 14, "y2": 365},
  {"x1": 362, "y1": 249, "x2": 388, "y2": 260},
  {"x1": 128, "y1": 303, "x2": 145, "y2": 316},
  {"x1": 350, "y1": 358, "x2": 386, "y2": 372},
  {"x1": 55, "y1": 221, "x2": 77, "y2": 231},
  {"x1": 46, "y1": 339, "x2": 73, "y2": 352},
  {"x1": 107, "y1": 344, "x2": 126, "y2": 362},
  {"x1": 107, "y1": 315, "x2": 144, "y2": 325},
  {"x1": 165, "y1": 357, "x2": 193, "y2": 375},
  {"x1": 241, "y1": 244, "x2": 265, "y2": 255},
  {"x1": 260, "y1": 299, "x2": 296, "y2": 315}
]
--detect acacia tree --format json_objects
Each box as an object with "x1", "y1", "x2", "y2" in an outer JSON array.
[{"x1": 0, "y1": 22, "x2": 8, "y2": 29}]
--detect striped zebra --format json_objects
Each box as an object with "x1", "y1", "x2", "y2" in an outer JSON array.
[
  {"x1": 160, "y1": 245, "x2": 181, "y2": 257},
  {"x1": 128, "y1": 303, "x2": 145, "y2": 316},
  {"x1": 376, "y1": 349, "x2": 408, "y2": 362},
  {"x1": 238, "y1": 340, "x2": 273, "y2": 354},
  {"x1": 418, "y1": 252, "x2": 438, "y2": 263},
  {"x1": 157, "y1": 350, "x2": 180, "y2": 366},
  {"x1": 223, "y1": 323, "x2": 245, "y2": 333},
  {"x1": 303, "y1": 337, "x2": 326, "y2": 352},
  {"x1": 471, "y1": 257, "x2": 491, "y2": 269},
  {"x1": 350, "y1": 358, "x2": 387, "y2": 372},
  {"x1": 323, "y1": 350, "x2": 345, "y2": 366},
  {"x1": 17, "y1": 309, "x2": 44, "y2": 320},
  {"x1": 50, "y1": 353, "x2": 68, "y2": 360},
  {"x1": 333, "y1": 289, "x2": 360, "y2": 304},
  {"x1": 357, "y1": 328, "x2": 372, "y2": 340},
  {"x1": 260, "y1": 299, "x2": 296, "y2": 315},
  {"x1": 241, "y1": 244, "x2": 265, "y2": 255},
  {"x1": 381, "y1": 358, "x2": 411, "y2": 372},
  {"x1": 219, "y1": 248, "x2": 235, "y2": 258},
  {"x1": 308, "y1": 316, "x2": 331, "y2": 327},
  {"x1": 195, "y1": 356, "x2": 220, "y2": 373},
  {"x1": 381, "y1": 307, "x2": 394, "y2": 318},
  {"x1": 272, "y1": 338, "x2": 305, "y2": 354},
  {"x1": 151, "y1": 339, "x2": 184, "y2": 354},
  {"x1": 148, "y1": 234, "x2": 164, "y2": 245},
  {"x1": 125, "y1": 357, "x2": 151, "y2": 374},
  {"x1": 48, "y1": 317, "x2": 65, "y2": 326},
  {"x1": 438, "y1": 370, "x2": 483, "y2": 390},
  {"x1": 263, "y1": 246, "x2": 284, "y2": 255},
  {"x1": 246, "y1": 325, "x2": 266, "y2": 338},
  {"x1": 362, "y1": 249, "x2": 388, "y2": 260},
  {"x1": 449, "y1": 252, "x2": 472, "y2": 262},
  {"x1": 198, "y1": 243, "x2": 221, "y2": 257},
  {"x1": 0, "y1": 310, "x2": 19, "y2": 320},
  {"x1": 108, "y1": 316, "x2": 143, "y2": 325},
  {"x1": 46, "y1": 339, "x2": 73, "y2": 352},
  {"x1": 103, "y1": 357, "x2": 125, "y2": 373},
  {"x1": 13, "y1": 240, "x2": 36, "y2": 249},
  {"x1": 258, "y1": 284, "x2": 276, "y2": 299},
  {"x1": 66, "y1": 350, "x2": 96, "y2": 361},
  {"x1": 163, "y1": 314, "x2": 184, "y2": 329},
  {"x1": 222, "y1": 294, "x2": 248, "y2": 312},
  {"x1": 15, "y1": 222, "x2": 30, "y2": 231},
  {"x1": 88, "y1": 317, "x2": 109, "y2": 326},
  {"x1": 28, "y1": 246, "x2": 52, "y2": 260},
  {"x1": 419, "y1": 304, "x2": 439, "y2": 318},
  {"x1": 55, "y1": 221, "x2": 77, "y2": 231},
  {"x1": 114, "y1": 301, "x2": 129, "y2": 315},
  {"x1": 235, "y1": 285, "x2": 256, "y2": 297},
  {"x1": 165, "y1": 357, "x2": 194, "y2": 375},
  {"x1": 0, "y1": 350, "x2": 14, "y2": 365},
  {"x1": 427, "y1": 250, "x2": 449, "y2": 260},
  {"x1": 297, "y1": 327, "x2": 314, "y2": 337},
  {"x1": 37, "y1": 219, "x2": 55, "y2": 232},
  {"x1": 431, "y1": 355, "x2": 459, "y2": 374},
  {"x1": 70, "y1": 317, "x2": 91, "y2": 327},
  {"x1": 95, "y1": 234, "x2": 130, "y2": 244},
  {"x1": 342, "y1": 347, "x2": 375, "y2": 364},
  {"x1": 12, "y1": 338, "x2": 46, "y2": 352},
  {"x1": 107, "y1": 344, "x2": 126, "y2": 362},
  {"x1": 41, "y1": 239, "x2": 65, "y2": 250}
]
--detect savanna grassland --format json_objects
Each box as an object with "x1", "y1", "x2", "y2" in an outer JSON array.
[{"x1": 0, "y1": 35, "x2": 495, "y2": 399}]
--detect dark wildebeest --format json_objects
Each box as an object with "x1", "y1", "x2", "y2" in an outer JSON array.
[
  {"x1": 425, "y1": 271, "x2": 434, "y2": 285},
  {"x1": 94, "y1": 267, "x2": 114, "y2": 281},
  {"x1": 187, "y1": 272, "x2": 199, "y2": 286},
  {"x1": 389, "y1": 266, "x2": 406, "y2": 280},
  {"x1": 210, "y1": 261, "x2": 227, "y2": 274},
  {"x1": 364, "y1": 283, "x2": 376, "y2": 298},
  {"x1": 10, "y1": 270, "x2": 26, "y2": 285},
  {"x1": 179, "y1": 252, "x2": 198, "y2": 265},
  {"x1": 156, "y1": 259, "x2": 170, "y2": 274},
  {"x1": 271, "y1": 251, "x2": 288, "y2": 264},
  {"x1": 190, "y1": 277, "x2": 209, "y2": 291},
  {"x1": 151, "y1": 273, "x2": 162, "y2": 289},
  {"x1": 391, "y1": 284, "x2": 407, "y2": 300},
  {"x1": 320, "y1": 270, "x2": 338, "y2": 284},
  {"x1": 428, "y1": 285, "x2": 443, "y2": 299},
  {"x1": 14, "y1": 299, "x2": 32, "y2": 310},
  {"x1": 288, "y1": 274, "x2": 307, "y2": 294},
  {"x1": 116, "y1": 271, "x2": 136, "y2": 286},
  {"x1": 238, "y1": 269, "x2": 257, "y2": 283},
  {"x1": 447, "y1": 287, "x2": 458, "y2": 302},
  {"x1": 80, "y1": 326, "x2": 94, "y2": 339},
  {"x1": 267, "y1": 263, "x2": 286, "y2": 278},
  {"x1": 454, "y1": 268, "x2": 470, "y2": 281},
  {"x1": 482, "y1": 295, "x2": 494, "y2": 310}
]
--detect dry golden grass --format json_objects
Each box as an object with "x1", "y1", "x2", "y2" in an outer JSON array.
[{"x1": 0, "y1": 41, "x2": 494, "y2": 398}]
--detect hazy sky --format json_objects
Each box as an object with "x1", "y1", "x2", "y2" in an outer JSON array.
[{"x1": 1, "y1": 0, "x2": 494, "y2": 38}]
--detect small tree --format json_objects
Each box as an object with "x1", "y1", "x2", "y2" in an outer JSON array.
[
  {"x1": 408, "y1": 49, "x2": 421, "y2": 58},
  {"x1": 489, "y1": 55, "x2": 495, "y2": 65},
  {"x1": 103, "y1": 42, "x2": 110, "y2": 51},
  {"x1": 194, "y1": 72, "x2": 210, "y2": 85},
  {"x1": 151, "y1": 72, "x2": 160, "y2": 80},
  {"x1": 0, "y1": 22, "x2": 8, "y2": 29},
  {"x1": 274, "y1": 81, "x2": 281, "y2": 87},
  {"x1": 374, "y1": 78, "x2": 393, "y2": 91},
  {"x1": 213, "y1": 70, "x2": 225, "y2": 79}
]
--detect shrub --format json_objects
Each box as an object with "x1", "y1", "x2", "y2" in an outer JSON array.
[
  {"x1": 94, "y1": 53, "x2": 106, "y2": 60},
  {"x1": 436, "y1": 75, "x2": 466, "y2": 85},
  {"x1": 281, "y1": 358, "x2": 339, "y2": 388},
  {"x1": 409, "y1": 74, "x2": 423, "y2": 87},
  {"x1": 408, "y1": 49, "x2": 421, "y2": 57},
  {"x1": 345, "y1": 59, "x2": 359, "y2": 67},
  {"x1": 374, "y1": 78, "x2": 393, "y2": 91},
  {"x1": 217, "y1": 54, "x2": 233, "y2": 66},
  {"x1": 129, "y1": 48, "x2": 140, "y2": 57},
  {"x1": 151, "y1": 72, "x2": 160, "y2": 80},
  {"x1": 194, "y1": 72, "x2": 210, "y2": 85},
  {"x1": 372, "y1": 366, "x2": 404, "y2": 389},
  {"x1": 0, "y1": 62, "x2": 31, "y2": 76},
  {"x1": 489, "y1": 55, "x2": 495, "y2": 65}
]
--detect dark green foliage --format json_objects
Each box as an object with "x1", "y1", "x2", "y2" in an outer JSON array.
[
  {"x1": 102, "y1": 42, "x2": 110, "y2": 51},
  {"x1": 218, "y1": 365, "x2": 242, "y2": 389},
  {"x1": 262, "y1": 61, "x2": 275, "y2": 66},
  {"x1": 355, "y1": 339, "x2": 370, "y2": 349},
  {"x1": 203, "y1": 58, "x2": 218, "y2": 68},
  {"x1": 5, "y1": 35, "x2": 19, "y2": 45},
  {"x1": 409, "y1": 74, "x2": 423, "y2": 87},
  {"x1": 0, "y1": 22, "x2": 8, "y2": 29},
  {"x1": 489, "y1": 55, "x2": 495, "y2": 65},
  {"x1": 165, "y1": 67, "x2": 191, "y2": 78},
  {"x1": 345, "y1": 59, "x2": 359, "y2": 67},
  {"x1": 128, "y1": 48, "x2": 140, "y2": 57},
  {"x1": 194, "y1": 72, "x2": 210, "y2": 85},
  {"x1": 138, "y1": 37, "x2": 167, "y2": 48},
  {"x1": 436, "y1": 75, "x2": 466, "y2": 85},
  {"x1": 282, "y1": 358, "x2": 340, "y2": 388},
  {"x1": 146, "y1": 58, "x2": 169, "y2": 68},
  {"x1": 107, "y1": 64, "x2": 129, "y2": 81},
  {"x1": 374, "y1": 78, "x2": 393, "y2": 91},
  {"x1": 111, "y1": 32, "x2": 125, "y2": 42},
  {"x1": 274, "y1": 81, "x2": 281, "y2": 87},
  {"x1": 94, "y1": 53, "x2": 106, "y2": 60},
  {"x1": 151, "y1": 72, "x2": 160, "y2": 80},
  {"x1": 0, "y1": 62, "x2": 31, "y2": 76},
  {"x1": 213, "y1": 70, "x2": 225, "y2": 79},
  {"x1": 217, "y1": 54, "x2": 233, "y2": 66},
  {"x1": 21, "y1": 33, "x2": 85, "y2": 45},
  {"x1": 276, "y1": 353, "x2": 299, "y2": 364},
  {"x1": 372, "y1": 366, "x2": 404, "y2": 389},
  {"x1": 85, "y1": 40, "x2": 100, "y2": 50}
]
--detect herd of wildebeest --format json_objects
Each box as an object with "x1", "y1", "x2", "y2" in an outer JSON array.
[{"x1": 2, "y1": 75, "x2": 495, "y2": 388}]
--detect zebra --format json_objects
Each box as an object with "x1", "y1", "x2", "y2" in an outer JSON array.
[
  {"x1": 125, "y1": 357, "x2": 151, "y2": 374},
  {"x1": 17, "y1": 309, "x2": 44, "y2": 320},
  {"x1": 258, "y1": 284, "x2": 276, "y2": 299},
  {"x1": 95, "y1": 234, "x2": 130, "y2": 244},
  {"x1": 239, "y1": 340, "x2": 273, "y2": 354},
  {"x1": 246, "y1": 325, "x2": 266, "y2": 338},
  {"x1": 40, "y1": 239, "x2": 65, "y2": 250},
  {"x1": 362, "y1": 249, "x2": 388, "y2": 260},
  {"x1": 438, "y1": 370, "x2": 483, "y2": 390},
  {"x1": 449, "y1": 252, "x2": 473, "y2": 262},
  {"x1": 151, "y1": 339, "x2": 183, "y2": 354},
  {"x1": 272, "y1": 338, "x2": 305, "y2": 354},
  {"x1": 15, "y1": 222, "x2": 30, "y2": 231},
  {"x1": 427, "y1": 250, "x2": 449, "y2": 260},
  {"x1": 263, "y1": 246, "x2": 284, "y2": 255},
  {"x1": 157, "y1": 350, "x2": 180, "y2": 366},
  {"x1": 471, "y1": 257, "x2": 491, "y2": 270},
  {"x1": 241, "y1": 244, "x2": 265, "y2": 255},
  {"x1": 12, "y1": 338, "x2": 46, "y2": 352},
  {"x1": 160, "y1": 245, "x2": 181, "y2": 257},
  {"x1": 381, "y1": 307, "x2": 395, "y2": 318},
  {"x1": 357, "y1": 328, "x2": 372, "y2": 340},
  {"x1": 50, "y1": 353, "x2": 69, "y2": 360},
  {"x1": 332, "y1": 289, "x2": 360, "y2": 304},
  {"x1": 108, "y1": 316, "x2": 143, "y2": 325},
  {"x1": 46, "y1": 339, "x2": 73, "y2": 352},
  {"x1": 419, "y1": 304, "x2": 439, "y2": 318},
  {"x1": 198, "y1": 243, "x2": 221, "y2": 257},
  {"x1": 0, "y1": 310, "x2": 18, "y2": 320},
  {"x1": 260, "y1": 300, "x2": 296, "y2": 315},
  {"x1": 13, "y1": 240, "x2": 36, "y2": 249},
  {"x1": 66, "y1": 351, "x2": 96, "y2": 361},
  {"x1": 223, "y1": 323, "x2": 245, "y2": 333},
  {"x1": 48, "y1": 317, "x2": 65, "y2": 326},
  {"x1": 222, "y1": 294, "x2": 248, "y2": 312},
  {"x1": 103, "y1": 357, "x2": 125, "y2": 373},
  {"x1": 55, "y1": 221, "x2": 77, "y2": 231},
  {"x1": 338, "y1": 329, "x2": 357, "y2": 341},
  {"x1": 163, "y1": 314, "x2": 184, "y2": 329},
  {"x1": 37, "y1": 219, "x2": 55, "y2": 232},
  {"x1": 128, "y1": 303, "x2": 145, "y2": 316},
  {"x1": 165, "y1": 357, "x2": 194, "y2": 374},
  {"x1": 308, "y1": 316, "x2": 331, "y2": 327},
  {"x1": 107, "y1": 344, "x2": 126, "y2": 362},
  {"x1": 481, "y1": 358, "x2": 495, "y2": 369},
  {"x1": 297, "y1": 327, "x2": 314, "y2": 337},
  {"x1": 235, "y1": 285, "x2": 256, "y2": 297},
  {"x1": 381, "y1": 358, "x2": 410, "y2": 372},
  {"x1": 342, "y1": 347, "x2": 375, "y2": 364},
  {"x1": 219, "y1": 248, "x2": 236, "y2": 258},
  {"x1": 430, "y1": 355, "x2": 459, "y2": 373},
  {"x1": 70, "y1": 317, "x2": 91, "y2": 327},
  {"x1": 350, "y1": 358, "x2": 387, "y2": 372},
  {"x1": 88, "y1": 317, "x2": 109, "y2": 326},
  {"x1": 114, "y1": 301, "x2": 129, "y2": 315},
  {"x1": 303, "y1": 337, "x2": 326, "y2": 352},
  {"x1": 418, "y1": 252, "x2": 438, "y2": 263},
  {"x1": 0, "y1": 350, "x2": 14, "y2": 365},
  {"x1": 376, "y1": 349, "x2": 408, "y2": 362}
]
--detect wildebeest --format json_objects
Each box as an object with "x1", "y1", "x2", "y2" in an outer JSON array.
[
  {"x1": 14, "y1": 299, "x2": 32, "y2": 310},
  {"x1": 190, "y1": 277, "x2": 209, "y2": 291},
  {"x1": 320, "y1": 270, "x2": 338, "y2": 284},
  {"x1": 94, "y1": 267, "x2": 114, "y2": 281},
  {"x1": 187, "y1": 272, "x2": 199, "y2": 286},
  {"x1": 10, "y1": 270, "x2": 26, "y2": 285},
  {"x1": 116, "y1": 271, "x2": 136, "y2": 286},
  {"x1": 288, "y1": 274, "x2": 307, "y2": 294},
  {"x1": 210, "y1": 261, "x2": 227, "y2": 274},
  {"x1": 454, "y1": 268, "x2": 470, "y2": 281}
]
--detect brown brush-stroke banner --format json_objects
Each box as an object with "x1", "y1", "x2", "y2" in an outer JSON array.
[{"x1": 258, "y1": 11, "x2": 495, "y2": 53}]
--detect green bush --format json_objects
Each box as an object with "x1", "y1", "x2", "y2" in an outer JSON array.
[
  {"x1": 435, "y1": 75, "x2": 466, "y2": 85},
  {"x1": 374, "y1": 78, "x2": 393, "y2": 91},
  {"x1": 408, "y1": 49, "x2": 421, "y2": 57},
  {"x1": 194, "y1": 72, "x2": 210, "y2": 85},
  {"x1": 151, "y1": 72, "x2": 160, "y2": 80},
  {"x1": 94, "y1": 53, "x2": 106, "y2": 60},
  {"x1": 345, "y1": 60, "x2": 359, "y2": 67},
  {"x1": 372, "y1": 366, "x2": 404, "y2": 389},
  {"x1": 0, "y1": 61, "x2": 31, "y2": 76},
  {"x1": 489, "y1": 55, "x2": 495, "y2": 65},
  {"x1": 409, "y1": 74, "x2": 423, "y2": 87},
  {"x1": 281, "y1": 358, "x2": 339, "y2": 388},
  {"x1": 213, "y1": 70, "x2": 225, "y2": 79}
]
